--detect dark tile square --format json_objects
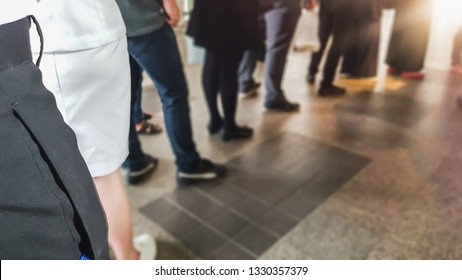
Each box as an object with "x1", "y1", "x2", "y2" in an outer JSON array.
[
  {"x1": 230, "y1": 196, "x2": 271, "y2": 221},
  {"x1": 181, "y1": 225, "x2": 227, "y2": 258},
  {"x1": 228, "y1": 169, "x2": 280, "y2": 195},
  {"x1": 168, "y1": 188, "x2": 224, "y2": 221},
  {"x1": 256, "y1": 185, "x2": 292, "y2": 205},
  {"x1": 156, "y1": 209, "x2": 202, "y2": 240},
  {"x1": 257, "y1": 209, "x2": 299, "y2": 237},
  {"x1": 198, "y1": 185, "x2": 247, "y2": 206},
  {"x1": 140, "y1": 197, "x2": 181, "y2": 222},
  {"x1": 233, "y1": 225, "x2": 278, "y2": 255},
  {"x1": 207, "y1": 242, "x2": 255, "y2": 260},
  {"x1": 208, "y1": 209, "x2": 251, "y2": 237}
]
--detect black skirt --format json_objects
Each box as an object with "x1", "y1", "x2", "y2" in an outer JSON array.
[
  {"x1": 386, "y1": 0, "x2": 431, "y2": 72},
  {"x1": 0, "y1": 17, "x2": 109, "y2": 260}
]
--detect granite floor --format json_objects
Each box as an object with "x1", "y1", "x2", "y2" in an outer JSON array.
[{"x1": 126, "y1": 15, "x2": 462, "y2": 260}]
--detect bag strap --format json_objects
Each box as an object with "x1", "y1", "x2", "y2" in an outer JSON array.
[{"x1": 28, "y1": 15, "x2": 43, "y2": 67}]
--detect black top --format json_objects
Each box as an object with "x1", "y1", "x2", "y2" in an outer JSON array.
[{"x1": 186, "y1": 0, "x2": 262, "y2": 52}]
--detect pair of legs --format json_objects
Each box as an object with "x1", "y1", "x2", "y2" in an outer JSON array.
[
  {"x1": 126, "y1": 23, "x2": 201, "y2": 172},
  {"x1": 308, "y1": 5, "x2": 333, "y2": 81},
  {"x1": 238, "y1": 48, "x2": 264, "y2": 96},
  {"x1": 308, "y1": 5, "x2": 347, "y2": 96},
  {"x1": 202, "y1": 48, "x2": 253, "y2": 140},
  {"x1": 263, "y1": 2, "x2": 301, "y2": 110},
  {"x1": 125, "y1": 23, "x2": 225, "y2": 184}
]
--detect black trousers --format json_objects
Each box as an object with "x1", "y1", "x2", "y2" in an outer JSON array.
[
  {"x1": 0, "y1": 17, "x2": 109, "y2": 260},
  {"x1": 308, "y1": 5, "x2": 334, "y2": 77},
  {"x1": 308, "y1": 3, "x2": 349, "y2": 87},
  {"x1": 202, "y1": 49, "x2": 244, "y2": 129},
  {"x1": 386, "y1": 0, "x2": 431, "y2": 72}
]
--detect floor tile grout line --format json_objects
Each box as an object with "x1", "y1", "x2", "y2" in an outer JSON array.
[{"x1": 164, "y1": 195, "x2": 259, "y2": 259}]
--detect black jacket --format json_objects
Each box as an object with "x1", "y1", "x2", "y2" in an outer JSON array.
[{"x1": 0, "y1": 17, "x2": 109, "y2": 260}]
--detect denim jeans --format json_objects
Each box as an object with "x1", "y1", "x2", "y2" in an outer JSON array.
[{"x1": 124, "y1": 23, "x2": 201, "y2": 172}]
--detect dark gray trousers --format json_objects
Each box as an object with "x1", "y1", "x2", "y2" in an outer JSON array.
[{"x1": 264, "y1": 0, "x2": 301, "y2": 105}]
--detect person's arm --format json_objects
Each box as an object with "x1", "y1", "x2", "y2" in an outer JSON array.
[{"x1": 163, "y1": 0, "x2": 181, "y2": 27}]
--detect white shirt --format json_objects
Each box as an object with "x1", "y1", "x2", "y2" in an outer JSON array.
[
  {"x1": 0, "y1": 0, "x2": 36, "y2": 25},
  {"x1": 33, "y1": 0, "x2": 126, "y2": 52}
]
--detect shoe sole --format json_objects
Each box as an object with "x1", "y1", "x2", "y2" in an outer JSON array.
[
  {"x1": 126, "y1": 160, "x2": 158, "y2": 185},
  {"x1": 176, "y1": 169, "x2": 227, "y2": 186}
]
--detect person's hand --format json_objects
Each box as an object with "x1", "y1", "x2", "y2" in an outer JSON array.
[
  {"x1": 303, "y1": 0, "x2": 317, "y2": 11},
  {"x1": 163, "y1": 0, "x2": 181, "y2": 27}
]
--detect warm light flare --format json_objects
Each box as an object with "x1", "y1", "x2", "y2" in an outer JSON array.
[{"x1": 432, "y1": 0, "x2": 462, "y2": 25}]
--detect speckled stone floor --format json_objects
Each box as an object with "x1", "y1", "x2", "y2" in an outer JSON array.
[{"x1": 126, "y1": 12, "x2": 462, "y2": 260}]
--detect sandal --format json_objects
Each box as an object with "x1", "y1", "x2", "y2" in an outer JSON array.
[
  {"x1": 136, "y1": 120, "x2": 163, "y2": 135},
  {"x1": 142, "y1": 112, "x2": 153, "y2": 121}
]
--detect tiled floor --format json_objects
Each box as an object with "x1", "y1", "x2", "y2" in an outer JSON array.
[
  {"x1": 141, "y1": 133, "x2": 370, "y2": 259},
  {"x1": 128, "y1": 12, "x2": 462, "y2": 260}
]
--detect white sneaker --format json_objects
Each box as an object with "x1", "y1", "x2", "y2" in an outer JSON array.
[{"x1": 134, "y1": 233, "x2": 156, "y2": 260}]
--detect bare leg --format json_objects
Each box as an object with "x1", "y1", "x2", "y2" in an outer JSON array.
[{"x1": 93, "y1": 170, "x2": 138, "y2": 260}]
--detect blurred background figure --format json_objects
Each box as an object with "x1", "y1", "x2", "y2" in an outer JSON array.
[
  {"x1": 261, "y1": 0, "x2": 308, "y2": 111},
  {"x1": 309, "y1": 0, "x2": 350, "y2": 96},
  {"x1": 341, "y1": 0, "x2": 384, "y2": 79},
  {"x1": 385, "y1": 0, "x2": 431, "y2": 80},
  {"x1": 187, "y1": 0, "x2": 261, "y2": 141},
  {"x1": 451, "y1": 25, "x2": 462, "y2": 74},
  {"x1": 238, "y1": 17, "x2": 266, "y2": 100}
]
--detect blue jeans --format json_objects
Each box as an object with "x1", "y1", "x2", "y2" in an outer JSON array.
[{"x1": 124, "y1": 23, "x2": 201, "y2": 172}]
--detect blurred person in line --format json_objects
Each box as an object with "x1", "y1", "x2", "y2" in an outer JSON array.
[
  {"x1": 0, "y1": 5, "x2": 108, "y2": 259},
  {"x1": 385, "y1": 0, "x2": 431, "y2": 79},
  {"x1": 451, "y1": 25, "x2": 462, "y2": 74},
  {"x1": 341, "y1": 0, "x2": 384, "y2": 79},
  {"x1": 238, "y1": 20, "x2": 266, "y2": 100},
  {"x1": 307, "y1": 0, "x2": 351, "y2": 96},
  {"x1": 238, "y1": 48, "x2": 264, "y2": 100},
  {"x1": 115, "y1": 0, "x2": 227, "y2": 185},
  {"x1": 187, "y1": 0, "x2": 261, "y2": 141},
  {"x1": 255, "y1": 0, "x2": 315, "y2": 111},
  {"x1": 133, "y1": 91, "x2": 163, "y2": 135},
  {"x1": 33, "y1": 0, "x2": 155, "y2": 259}
]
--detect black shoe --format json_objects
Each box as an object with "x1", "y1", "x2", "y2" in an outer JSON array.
[
  {"x1": 318, "y1": 85, "x2": 347, "y2": 97},
  {"x1": 124, "y1": 155, "x2": 159, "y2": 185},
  {"x1": 240, "y1": 82, "x2": 261, "y2": 99},
  {"x1": 265, "y1": 100, "x2": 300, "y2": 112},
  {"x1": 207, "y1": 119, "x2": 223, "y2": 134},
  {"x1": 221, "y1": 125, "x2": 253, "y2": 142},
  {"x1": 307, "y1": 74, "x2": 315, "y2": 85},
  {"x1": 177, "y1": 159, "x2": 227, "y2": 186}
]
